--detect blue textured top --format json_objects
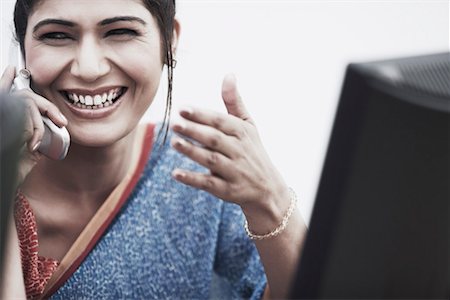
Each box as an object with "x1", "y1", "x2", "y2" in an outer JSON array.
[{"x1": 51, "y1": 126, "x2": 267, "y2": 299}]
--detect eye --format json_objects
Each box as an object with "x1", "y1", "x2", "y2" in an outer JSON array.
[
  {"x1": 105, "y1": 28, "x2": 140, "y2": 40},
  {"x1": 36, "y1": 32, "x2": 74, "y2": 46},
  {"x1": 39, "y1": 32, "x2": 72, "y2": 40}
]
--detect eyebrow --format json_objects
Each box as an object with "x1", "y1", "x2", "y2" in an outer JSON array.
[
  {"x1": 99, "y1": 16, "x2": 147, "y2": 26},
  {"x1": 33, "y1": 16, "x2": 147, "y2": 33},
  {"x1": 33, "y1": 19, "x2": 75, "y2": 33}
]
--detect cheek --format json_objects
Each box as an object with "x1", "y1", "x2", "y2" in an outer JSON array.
[
  {"x1": 26, "y1": 47, "x2": 69, "y2": 88},
  {"x1": 118, "y1": 44, "x2": 162, "y2": 80},
  {"x1": 117, "y1": 47, "x2": 164, "y2": 98}
]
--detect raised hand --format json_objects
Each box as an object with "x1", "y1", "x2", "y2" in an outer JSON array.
[
  {"x1": 171, "y1": 74, "x2": 290, "y2": 229},
  {"x1": 0, "y1": 66, "x2": 67, "y2": 185}
]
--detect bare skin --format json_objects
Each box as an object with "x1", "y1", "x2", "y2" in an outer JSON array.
[
  {"x1": 1, "y1": 215, "x2": 26, "y2": 299},
  {"x1": 19, "y1": 130, "x2": 136, "y2": 261},
  {"x1": 1, "y1": 0, "x2": 307, "y2": 298},
  {"x1": 171, "y1": 75, "x2": 307, "y2": 298},
  {"x1": 1, "y1": 69, "x2": 307, "y2": 300}
]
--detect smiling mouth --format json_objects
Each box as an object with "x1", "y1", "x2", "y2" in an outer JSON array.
[{"x1": 61, "y1": 87, "x2": 127, "y2": 109}]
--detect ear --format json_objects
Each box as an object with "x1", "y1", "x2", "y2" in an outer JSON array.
[{"x1": 171, "y1": 18, "x2": 181, "y2": 57}]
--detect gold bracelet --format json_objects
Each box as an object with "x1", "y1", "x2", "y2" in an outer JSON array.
[{"x1": 244, "y1": 187, "x2": 298, "y2": 240}]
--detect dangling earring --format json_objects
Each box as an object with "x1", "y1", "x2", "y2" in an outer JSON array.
[{"x1": 172, "y1": 59, "x2": 177, "y2": 68}]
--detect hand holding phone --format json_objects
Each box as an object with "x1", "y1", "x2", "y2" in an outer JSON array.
[{"x1": 10, "y1": 44, "x2": 70, "y2": 160}]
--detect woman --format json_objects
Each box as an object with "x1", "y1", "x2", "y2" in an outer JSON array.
[{"x1": 1, "y1": 0, "x2": 307, "y2": 298}]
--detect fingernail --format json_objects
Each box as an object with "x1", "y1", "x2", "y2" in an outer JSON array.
[
  {"x1": 172, "y1": 121, "x2": 185, "y2": 131},
  {"x1": 174, "y1": 137, "x2": 185, "y2": 147},
  {"x1": 179, "y1": 106, "x2": 194, "y2": 116},
  {"x1": 31, "y1": 141, "x2": 41, "y2": 152},
  {"x1": 225, "y1": 73, "x2": 237, "y2": 84},
  {"x1": 171, "y1": 137, "x2": 184, "y2": 148},
  {"x1": 59, "y1": 113, "x2": 68, "y2": 124},
  {"x1": 172, "y1": 169, "x2": 185, "y2": 179}
]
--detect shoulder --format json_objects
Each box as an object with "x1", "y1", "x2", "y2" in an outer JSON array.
[
  {"x1": 142, "y1": 122, "x2": 206, "y2": 176},
  {"x1": 134, "y1": 122, "x2": 217, "y2": 205}
]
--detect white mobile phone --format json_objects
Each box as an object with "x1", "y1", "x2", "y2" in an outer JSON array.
[{"x1": 10, "y1": 43, "x2": 70, "y2": 160}]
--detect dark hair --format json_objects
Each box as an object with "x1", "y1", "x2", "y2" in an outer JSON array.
[{"x1": 13, "y1": 0, "x2": 176, "y2": 142}]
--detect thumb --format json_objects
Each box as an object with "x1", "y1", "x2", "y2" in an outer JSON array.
[
  {"x1": 0, "y1": 65, "x2": 16, "y2": 92},
  {"x1": 221, "y1": 74, "x2": 253, "y2": 124}
]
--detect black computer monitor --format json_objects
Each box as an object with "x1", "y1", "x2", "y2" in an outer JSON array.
[{"x1": 290, "y1": 53, "x2": 449, "y2": 299}]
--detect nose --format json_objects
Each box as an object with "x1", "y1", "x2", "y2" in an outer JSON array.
[{"x1": 70, "y1": 37, "x2": 111, "y2": 82}]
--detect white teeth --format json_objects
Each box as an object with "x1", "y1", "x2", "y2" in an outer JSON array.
[
  {"x1": 66, "y1": 88, "x2": 123, "y2": 108},
  {"x1": 107, "y1": 91, "x2": 114, "y2": 101},
  {"x1": 85, "y1": 95, "x2": 94, "y2": 106},
  {"x1": 94, "y1": 95, "x2": 102, "y2": 105}
]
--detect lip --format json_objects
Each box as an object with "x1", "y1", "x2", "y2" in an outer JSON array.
[
  {"x1": 61, "y1": 88, "x2": 126, "y2": 119},
  {"x1": 63, "y1": 86, "x2": 123, "y2": 96}
]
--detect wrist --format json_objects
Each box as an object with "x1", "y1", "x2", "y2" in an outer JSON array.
[{"x1": 241, "y1": 185, "x2": 296, "y2": 240}]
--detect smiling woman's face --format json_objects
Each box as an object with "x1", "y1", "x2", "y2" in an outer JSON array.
[{"x1": 24, "y1": 0, "x2": 164, "y2": 147}]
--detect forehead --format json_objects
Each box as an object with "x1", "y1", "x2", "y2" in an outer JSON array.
[{"x1": 29, "y1": 0, "x2": 151, "y2": 24}]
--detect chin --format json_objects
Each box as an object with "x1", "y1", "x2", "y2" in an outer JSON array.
[{"x1": 67, "y1": 122, "x2": 136, "y2": 148}]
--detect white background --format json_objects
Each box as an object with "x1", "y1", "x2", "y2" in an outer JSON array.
[{"x1": 1, "y1": 0, "x2": 448, "y2": 224}]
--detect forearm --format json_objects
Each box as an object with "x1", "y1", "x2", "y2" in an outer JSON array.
[
  {"x1": 1, "y1": 214, "x2": 26, "y2": 299},
  {"x1": 242, "y1": 189, "x2": 307, "y2": 299},
  {"x1": 257, "y1": 210, "x2": 306, "y2": 298},
  {"x1": 169, "y1": 75, "x2": 309, "y2": 297}
]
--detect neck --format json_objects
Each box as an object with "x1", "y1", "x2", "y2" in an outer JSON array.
[{"x1": 21, "y1": 127, "x2": 139, "y2": 205}]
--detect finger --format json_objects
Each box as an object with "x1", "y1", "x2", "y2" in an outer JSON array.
[
  {"x1": 178, "y1": 106, "x2": 246, "y2": 138},
  {"x1": 0, "y1": 66, "x2": 16, "y2": 91},
  {"x1": 25, "y1": 100, "x2": 45, "y2": 152},
  {"x1": 18, "y1": 89, "x2": 67, "y2": 127},
  {"x1": 172, "y1": 168, "x2": 229, "y2": 199},
  {"x1": 171, "y1": 118, "x2": 239, "y2": 158},
  {"x1": 221, "y1": 73, "x2": 253, "y2": 124},
  {"x1": 22, "y1": 108, "x2": 34, "y2": 144},
  {"x1": 17, "y1": 146, "x2": 42, "y2": 185},
  {"x1": 171, "y1": 136, "x2": 236, "y2": 180}
]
